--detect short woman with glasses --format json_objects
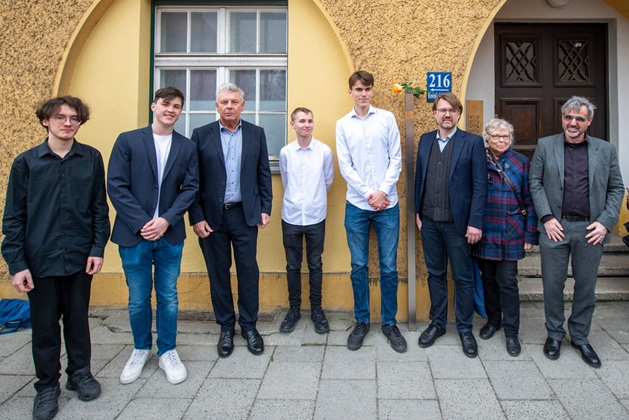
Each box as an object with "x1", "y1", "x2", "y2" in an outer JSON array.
[{"x1": 474, "y1": 118, "x2": 538, "y2": 356}]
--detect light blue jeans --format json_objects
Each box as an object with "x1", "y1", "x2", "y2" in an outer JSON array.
[
  {"x1": 344, "y1": 202, "x2": 400, "y2": 326},
  {"x1": 119, "y1": 238, "x2": 183, "y2": 356}
]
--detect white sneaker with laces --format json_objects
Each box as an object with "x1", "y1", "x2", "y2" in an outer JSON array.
[
  {"x1": 159, "y1": 349, "x2": 187, "y2": 384},
  {"x1": 120, "y1": 349, "x2": 151, "y2": 384}
]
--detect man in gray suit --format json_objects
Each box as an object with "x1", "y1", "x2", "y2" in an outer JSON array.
[{"x1": 529, "y1": 96, "x2": 624, "y2": 368}]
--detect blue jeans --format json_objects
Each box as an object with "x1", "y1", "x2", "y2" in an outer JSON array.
[
  {"x1": 344, "y1": 202, "x2": 400, "y2": 326},
  {"x1": 119, "y1": 238, "x2": 184, "y2": 356},
  {"x1": 420, "y1": 218, "x2": 474, "y2": 332}
]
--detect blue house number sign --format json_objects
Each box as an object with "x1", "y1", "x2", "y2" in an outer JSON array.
[{"x1": 426, "y1": 72, "x2": 452, "y2": 103}]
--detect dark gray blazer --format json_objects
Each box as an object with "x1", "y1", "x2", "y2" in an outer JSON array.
[{"x1": 529, "y1": 133, "x2": 624, "y2": 243}]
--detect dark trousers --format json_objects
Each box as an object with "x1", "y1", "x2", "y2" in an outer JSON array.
[
  {"x1": 28, "y1": 270, "x2": 93, "y2": 392},
  {"x1": 199, "y1": 205, "x2": 259, "y2": 332},
  {"x1": 477, "y1": 258, "x2": 520, "y2": 337},
  {"x1": 282, "y1": 219, "x2": 325, "y2": 309},
  {"x1": 420, "y1": 218, "x2": 474, "y2": 332}
]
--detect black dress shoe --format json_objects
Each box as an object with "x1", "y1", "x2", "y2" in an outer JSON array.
[
  {"x1": 505, "y1": 336, "x2": 521, "y2": 357},
  {"x1": 459, "y1": 332, "x2": 478, "y2": 358},
  {"x1": 242, "y1": 329, "x2": 264, "y2": 355},
  {"x1": 479, "y1": 323, "x2": 502, "y2": 340},
  {"x1": 543, "y1": 337, "x2": 562, "y2": 360},
  {"x1": 571, "y1": 342, "x2": 601, "y2": 368},
  {"x1": 217, "y1": 329, "x2": 235, "y2": 358},
  {"x1": 280, "y1": 307, "x2": 301, "y2": 333},
  {"x1": 418, "y1": 323, "x2": 446, "y2": 348}
]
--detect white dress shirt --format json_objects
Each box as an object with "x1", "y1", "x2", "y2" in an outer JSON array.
[
  {"x1": 279, "y1": 137, "x2": 334, "y2": 226},
  {"x1": 153, "y1": 133, "x2": 172, "y2": 219},
  {"x1": 336, "y1": 106, "x2": 402, "y2": 211}
]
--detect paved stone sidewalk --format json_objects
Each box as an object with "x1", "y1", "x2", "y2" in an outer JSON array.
[{"x1": 1, "y1": 301, "x2": 629, "y2": 419}]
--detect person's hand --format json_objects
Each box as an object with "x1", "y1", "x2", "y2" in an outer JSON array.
[
  {"x1": 585, "y1": 221, "x2": 607, "y2": 246},
  {"x1": 12, "y1": 269, "x2": 34, "y2": 293},
  {"x1": 543, "y1": 218, "x2": 565, "y2": 242},
  {"x1": 86, "y1": 257, "x2": 104, "y2": 275},
  {"x1": 141, "y1": 217, "x2": 170, "y2": 241},
  {"x1": 416, "y1": 214, "x2": 422, "y2": 231},
  {"x1": 366, "y1": 191, "x2": 390, "y2": 211},
  {"x1": 465, "y1": 226, "x2": 482, "y2": 244},
  {"x1": 193, "y1": 221, "x2": 213, "y2": 238},
  {"x1": 258, "y1": 213, "x2": 270, "y2": 228},
  {"x1": 524, "y1": 243, "x2": 534, "y2": 251}
]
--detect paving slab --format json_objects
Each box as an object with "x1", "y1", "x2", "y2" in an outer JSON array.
[
  {"x1": 250, "y1": 399, "x2": 315, "y2": 420},
  {"x1": 376, "y1": 361, "x2": 436, "y2": 399},
  {"x1": 272, "y1": 345, "x2": 325, "y2": 363},
  {"x1": 435, "y1": 379, "x2": 505, "y2": 420},
  {"x1": 208, "y1": 346, "x2": 273, "y2": 379},
  {"x1": 183, "y1": 378, "x2": 260, "y2": 419},
  {"x1": 377, "y1": 399, "x2": 441, "y2": 419},
  {"x1": 500, "y1": 400, "x2": 570, "y2": 419},
  {"x1": 321, "y1": 345, "x2": 375, "y2": 380},
  {"x1": 135, "y1": 360, "x2": 210, "y2": 398},
  {"x1": 484, "y1": 360, "x2": 554, "y2": 400},
  {"x1": 115, "y1": 397, "x2": 193, "y2": 419},
  {"x1": 528, "y1": 343, "x2": 599, "y2": 379},
  {"x1": 314, "y1": 379, "x2": 377, "y2": 420},
  {"x1": 257, "y1": 361, "x2": 321, "y2": 400},
  {"x1": 426, "y1": 346, "x2": 487, "y2": 379},
  {"x1": 595, "y1": 360, "x2": 629, "y2": 399},
  {"x1": 549, "y1": 378, "x2": 629, "y2": 419},
  {"x1": 0, "y1": 375, "x2": 31, "y2": 405}
]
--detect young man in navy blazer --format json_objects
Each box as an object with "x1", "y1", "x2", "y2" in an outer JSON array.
[
  {"x1": 108, "y1": 87, "x2": 198, "y2": 385},
  {"x1": 189, "y1": 83, "x2": 273, "y2": 358}
]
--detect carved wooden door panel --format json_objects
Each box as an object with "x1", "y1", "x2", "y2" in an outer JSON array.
[{"x1": 495, "y1": 23, "x2": 608, "y2": 160}]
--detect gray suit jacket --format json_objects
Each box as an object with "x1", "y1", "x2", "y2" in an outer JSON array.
[{"x1": 529, "y1": 133, "x2": 624, "y2": 243}]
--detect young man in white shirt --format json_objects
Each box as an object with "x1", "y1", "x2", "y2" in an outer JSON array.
[
  {"x1": 336, "y1": 71, "x2": 406, "y2": 352},
  {"x1": 279, "y1": 107, "x2": 334, "y2": 334}
]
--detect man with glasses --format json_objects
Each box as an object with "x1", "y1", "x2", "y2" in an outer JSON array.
[
  {"x1": 530, "y1": 96, "x2": 623, "y2": 368},
  {"x1": 414, "y1": 93, "x2": 487, "y2": 358},
  {"x1": 108, "y1": 87, "x2": 198, "y2": 385},
  {"x1": 2, "y1": 96, "x2": 110, "y2": 419}
]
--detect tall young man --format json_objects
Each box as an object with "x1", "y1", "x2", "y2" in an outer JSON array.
[
  {"x1": 336, "y1": 70, "x2": 406, "y2": 353},
  {"x1": 2, "y1": 96, "x2": 110, "y2": 419},
  {"x1": 279, "y1": 107, "x2": 334, "y2": 334},
  {"x1": 108, "y1": 87, "x2": 198, "y2": 385}
]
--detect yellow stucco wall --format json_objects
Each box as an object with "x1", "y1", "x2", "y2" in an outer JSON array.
[{"x1": 2, "y1": 0, "x2": 628, "y2": 320}]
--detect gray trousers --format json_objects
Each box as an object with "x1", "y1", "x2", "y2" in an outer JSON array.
[{"x1": 540, "y1": 220, "x2": 603, "y2": 345}]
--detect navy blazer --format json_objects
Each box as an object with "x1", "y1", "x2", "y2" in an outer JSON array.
[
  {"x1": 414, "y1": 129, "x2": 487, "y2": 236},
  {"x1": 108, "y1": 126, "x2": 199, "y2": 247},
  {"x1": 188, "y1": 120, "x2": 273, "y2": 229}
]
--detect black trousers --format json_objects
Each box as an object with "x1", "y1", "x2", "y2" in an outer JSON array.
[
  {"x1": 199, "y1": 205, "x2": 259, "y2": 332},
  {"x1": 477, "y1": 258, "x2": 520, "y2": 338},
  {"x1": 282, "y1": 219, "x2": 325, "y2": 309},
  {"x1": 28, "y1": 270, "x2": 93, "y2": 392}
]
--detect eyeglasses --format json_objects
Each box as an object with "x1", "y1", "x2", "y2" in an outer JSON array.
[
  {"x1": 563, "y1": 114, "x2": 588, "y2": 124},
  {"x1": 436, "y1": 108, "x2": 460, "y2": 115},
  {"x1": 51, "y1": 115, "x2": 81, "y2": 125},
  {"x1": 489, "y1": 134, "x2": 510, "y2": 142}
]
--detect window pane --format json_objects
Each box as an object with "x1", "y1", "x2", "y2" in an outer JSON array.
[
  {"x1": 174, "y1": 115, "x2": 186, "y2": 136},
  {"x1": 259, "y1": 114, "x2": 285, "y2": 157},
  {"x1": 260, "y1": 12, "x2": 286, "y2": 53},
  {"x1": 161, "y1": 12, "x2": 187, "y2": 53},
  {"x1": 260, "y1": 70, "x2": 285, "y2": 111},
  {"x1": 160, "y1": 70, "x2": 187, "y2": 95},
  {"x1": 191, "y1": 12, "x2": 217, "y2": 53},
  {"x1": 190, "y1": 70, "x2": 217, "y2": 111},
  {"x1": 230, "y1": 12, "x2": 256, "y2": 53},
  {"x1": 190, "y1": 113, "x2": 216, "y2": 133},
  {"x1": 231, "y1": 70, "x2": 256, "y2": 112}
]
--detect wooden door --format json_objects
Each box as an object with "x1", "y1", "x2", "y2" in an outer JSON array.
[{"x1": 495, "y1": 23, "x2": 608, "y2": 159}]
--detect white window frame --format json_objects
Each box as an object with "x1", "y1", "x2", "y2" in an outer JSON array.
[{"x1": 153, "y1": 6, "x2": 287, "y2": 161}]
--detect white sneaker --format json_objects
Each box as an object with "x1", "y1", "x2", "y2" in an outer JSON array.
[
  {"x1": 120, "y1": 349, "x2": 151, "y2": 384},
  {"x1": 159, "y1": 350, "x2": 187, "y2": 385}
]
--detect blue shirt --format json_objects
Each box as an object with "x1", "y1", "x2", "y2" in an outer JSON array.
[
  {"x1": 219, "y1": 120, "x2": 243, "y2": 203},
  {"x1": 437, "y1": 127, "x2": 457, "y2": 152}
]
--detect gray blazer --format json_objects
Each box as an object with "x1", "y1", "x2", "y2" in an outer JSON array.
[{"x1": 529, "y1": 133, "x2": 624, "y2": 243}]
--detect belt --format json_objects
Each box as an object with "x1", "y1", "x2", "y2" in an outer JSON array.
[
  {"x1": 224, "y1": 201, "x2": 242, "y2": 210},
  {"x1": 562, "y1": 215, "x2": 589, "y2": 222}
]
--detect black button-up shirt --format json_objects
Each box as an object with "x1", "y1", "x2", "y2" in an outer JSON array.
[
  {"x1": 2, "y1": 139, "x2": 110, "y2": 277},
  {"x1": 562, "y1": 138, "x2": 590, "y2": 218}
]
